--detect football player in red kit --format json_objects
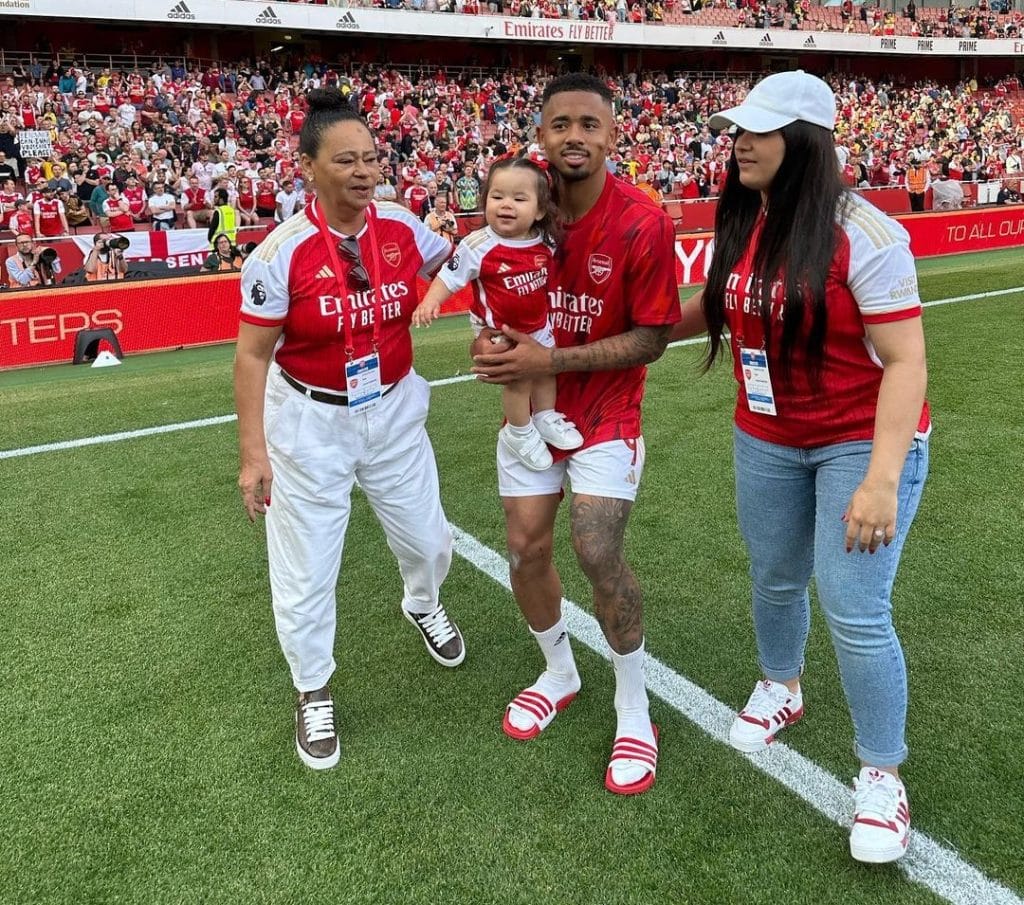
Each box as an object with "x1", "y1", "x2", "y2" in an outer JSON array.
[{"x1": 472, "y1": 74, "x2": 680, "y2": 795}]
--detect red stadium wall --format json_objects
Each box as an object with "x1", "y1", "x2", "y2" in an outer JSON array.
[{"x1": 2, "y1": 206, "x2": 1021, "y2": 370}]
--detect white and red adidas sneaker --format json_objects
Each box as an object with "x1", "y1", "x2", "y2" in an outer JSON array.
[
  {"x1": 850, "y1": 767, "x2": 911, "y2": 863},
  {"x1": 728, "y1": 679, "x2": 804, "y2": 753}
]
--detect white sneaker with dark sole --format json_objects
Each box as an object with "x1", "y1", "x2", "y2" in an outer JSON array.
[{"x1": 850, "y1": 767, "x2": 911, "y2": 863}]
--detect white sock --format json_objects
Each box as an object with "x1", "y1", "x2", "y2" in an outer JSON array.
[
  {"x1": 532, "y1": 408, "x2": 555, "y2": 420},
  {"x1": 505, "y1": 421, "x2": 535, "y2": 436},
  {"x1": 506, "y1": 618, "x2": 581, "y2": 732},
  {"x1": 610, "y1": 642, "x2": 656, "y2": 783}
]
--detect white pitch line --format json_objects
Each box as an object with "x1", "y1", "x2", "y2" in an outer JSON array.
[
  {"x1": 2, "y1": 285, "x2": 1021, "y2": 900},
  {"x1": 1, "y1": 284, "x2": 1020, "y2": 464},
  {"x1": 449, "y1": 526, "x2": 1023, "y2": 905}
]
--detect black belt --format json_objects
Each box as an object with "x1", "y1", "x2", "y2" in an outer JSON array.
[{"x1": 280, "y1": 369, "x2": 395, "y2": 406}]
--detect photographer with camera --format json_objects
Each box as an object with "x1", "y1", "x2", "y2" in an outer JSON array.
[
  {"x1": 424, "y1": 194, "x2": 459, "y2": 246},
  {"x1": 5, "y1": 233, "x2": 62, "y2": 287},
  {"x1": 202, "y1": 233, "x2": 243, "y2": 272},
  {"x1": 84, "y1": 232, "x2": 129, "y2": 282}
]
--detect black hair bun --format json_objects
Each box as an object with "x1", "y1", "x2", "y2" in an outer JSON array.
[{"x1": 306, "y1": 89, "x2": 348, "y2": 113}]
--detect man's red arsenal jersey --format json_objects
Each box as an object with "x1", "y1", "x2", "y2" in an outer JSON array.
[
  {"x1": 551, "y1": 172, "x2": 680, "y2": 450},
  {"x1": 34, "y1": 199, "x2": 64, "y2": 237}
]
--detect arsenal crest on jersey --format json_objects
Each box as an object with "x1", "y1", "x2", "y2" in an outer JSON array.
[
  {"x1": 381, "y1": 242, "x2": 402, "y2": 267},
  {"x1": 588, "y1": 253, "x2": 613, "y2": 284}
]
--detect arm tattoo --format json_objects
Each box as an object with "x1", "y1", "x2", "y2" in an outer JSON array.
[
  {"x1": 551, "y1": 324, "x2": 671, "y2": 375},
  {"x1": 571, "y1": 495, "x2": 644, "y2": 654}
]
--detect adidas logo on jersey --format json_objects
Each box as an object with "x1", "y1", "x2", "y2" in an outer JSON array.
[
  {"x1": 315, "y1": 265, "x2": 335, "y2": 279},
  {"x1": 712, "y1": 30, "x2": 727, "y2": 45},
  {"x1": 803, "y1": 34, "x2": 816, "y2": 47},
  {"x1": 335, "y1": 11, "x2": 359, "y2": 29},
  {"x1": 255, "y1": 4, "x2": 282, "y2": 24},
  {"x1": 759, "y1": 32, "x2": 773, "y2": 46},
  {"x1": 497, "y1": 263, "x2": 511, "y2": 274},
  {"x1": 167, "y1": 0, "x2": 195, "y2": 19}
]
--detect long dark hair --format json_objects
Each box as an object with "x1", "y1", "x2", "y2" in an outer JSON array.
[
  {"x1": 484, "y1": 153, "x2": 562, "y2": 245},
  {"x1": 702, "y1": 120, "x2": 847, "y2": 383},
  {"x1": 298, "y1": 89, "x2": 366, "y2": 158}
]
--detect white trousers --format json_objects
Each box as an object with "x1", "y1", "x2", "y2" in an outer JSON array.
[{"x1": 263, "y1": 367, "x2": 452, "y2": 692}]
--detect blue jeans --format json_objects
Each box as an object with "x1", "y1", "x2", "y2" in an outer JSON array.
[{"x1": 733, "y1": 426, "x2": 929, "y2": 766}]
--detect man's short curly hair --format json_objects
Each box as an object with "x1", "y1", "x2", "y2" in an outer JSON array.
[{"x1": 541, "y1": 73, "x2": 614, "y2": 109}]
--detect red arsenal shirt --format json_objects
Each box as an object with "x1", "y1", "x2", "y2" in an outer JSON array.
[
  {"x1": 724, "y1": 193, "x2": 930, "y2": 447},
  {"x1": 551, "y1": 172, "x2": 681, "y2": 450},
  {"x1": 438, "y1": 226, "x2": 551, "y2": 334},
  {"x1": 240, "y1": 201, "x2": 451, "y2": 390}
]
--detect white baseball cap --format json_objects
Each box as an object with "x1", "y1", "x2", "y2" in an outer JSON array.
[{"x1": 709, "y1": 70, "x2": 836, "y2": 133}]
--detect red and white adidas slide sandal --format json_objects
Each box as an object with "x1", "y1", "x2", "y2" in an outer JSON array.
[
  {"x1": 502, "y1": 688, "x2": 578, "y2": 741},
  {"x1": 605, "y1": 724, "x2": 659, "y2": 795}
]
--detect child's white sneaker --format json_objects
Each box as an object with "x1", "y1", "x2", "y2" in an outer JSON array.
[
  {"x1": 532, "y1": 410, "x2": 583, "y2": 450},
  {"x1": 500, "y1": 424, "x2": 553, "y2": 472}
]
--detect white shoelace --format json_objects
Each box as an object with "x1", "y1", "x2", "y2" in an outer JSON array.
[
  {"x1": 854, "y1": 773, "x2": 902, "y2": 820},
  {"x1": 416, "y1": 606, "x2": 457, "y2": 647},
  {"x1": 743, "y1": 680, "x2": 794, "y2": 719},
  {"x1": 301, "y1": 699, "x2": 335, "y2": 743}
]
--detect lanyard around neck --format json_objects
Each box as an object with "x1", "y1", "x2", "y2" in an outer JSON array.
[{"x1": 311, "y1": 196, "x2": 384, "y2": 359}]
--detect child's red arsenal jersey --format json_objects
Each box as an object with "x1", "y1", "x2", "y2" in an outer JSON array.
[
  {"x1": 551, "y1": 172, "x2": 680, "y2": 450},
  {"x1": 438, "y1": 226, "x2": 551, "y2": 334}
]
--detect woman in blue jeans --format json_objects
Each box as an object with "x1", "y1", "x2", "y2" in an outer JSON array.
[{"x1": 672, "y1": 71, "x2": 929, "y2": 864}]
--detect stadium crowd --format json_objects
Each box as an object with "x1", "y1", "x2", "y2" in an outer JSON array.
[
  {"x1": 236, "y1": 0, "x2": 1023, "y2": 36},
  {"x1": 0, "y1": 56, "x2": 1021, "y2": 245}
]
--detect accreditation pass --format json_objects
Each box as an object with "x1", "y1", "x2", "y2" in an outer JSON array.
[
  {"x1": 740, "y1": 347, "x2": 778, "y2": 416},
  {"x1": 345, "y1": 353, "x2": 382, "y2": 413}
]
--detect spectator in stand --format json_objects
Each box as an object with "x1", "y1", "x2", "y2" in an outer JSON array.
[
  {"x1": 89, "y1": 173, "x2": 112, "y2": 225},
  {"x1": 0, "y1": 150, "x2": 16, "y2": 184},
  {"x1": 103, "y1": 184, "x2": 137, "y2": 233},
  {"x1": 274, "y1": 178, "x2": 302, "y2": 223},
  {"x1": 123, "y1": 174, "x2": 148, "y2": 226},
  {"x1": 454, "y1": 162, "x2": 482, "y2": 213},
  {"x1": 47, "y1": 163, "x2": 73, "y2": 194},
  {"x1": 404, "y1": 176, "x2": 430, "y2": 217},
  {"x1": 254, "y1": 169, "x2": 278, "y2": 219},
  {"x1": 931, "y1": 171, "x2": 964, "y2": 210},
  {"x1": 237, "y1": 177, "x2": 259, "y2": 226},
  {"x1": 374, "y1": 171, "x2": 398, "y2": 202},
  {"x1": 0, "y1": 177, "x2": 22, "y2": 230},
  {"x1": 60, "y1": 189, "x2": 91, "y2": 230},
  {"x1": 33, "y1": 185, "x2": 69, "y2": 239},
  {"x1": 184, "y1": 175, "x2": 214, "y2": 229},
  {"x1": 9, "y1": 198, "x2": 34, "y2": 238},
  {"x1": 148, "y1": 180, "x2": 179, "y2": 230}
]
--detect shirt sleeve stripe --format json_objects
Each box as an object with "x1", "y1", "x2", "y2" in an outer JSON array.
[
  {"x1": 239, "y1": 311, "x2": 286, "y2": 327},
  {"x1": 861, "y1": 304, "x2": 922, "y2": 324}
]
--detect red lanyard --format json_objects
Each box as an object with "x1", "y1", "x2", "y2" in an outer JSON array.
[{"x1": 310, "y1": 197, "x2": 384, "y2": 360}]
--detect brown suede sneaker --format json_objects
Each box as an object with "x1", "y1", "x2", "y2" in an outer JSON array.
[{"x1": 295, "y1": 686, "x2": 340, "y2": 770}]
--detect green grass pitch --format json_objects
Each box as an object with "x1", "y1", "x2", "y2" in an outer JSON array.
[{"x1": 0, "y1": 248, "x2": 1022, "y2": 905}]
